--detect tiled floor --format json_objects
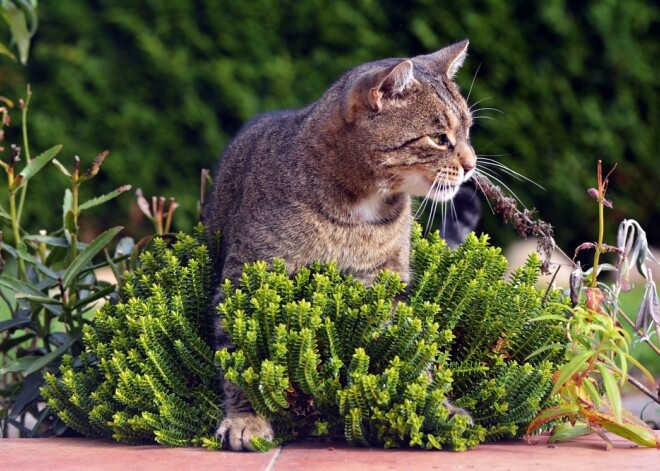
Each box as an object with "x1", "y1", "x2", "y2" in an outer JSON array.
[{"x1": 2, "y1": 433, "x2": 658, "y2": 471}]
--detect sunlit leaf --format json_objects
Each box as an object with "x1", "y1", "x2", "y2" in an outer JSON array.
[
  {"x1": 597, "y1": 363, "x2": 622, "y2": 424},
  {"x1": 551, "y1": 350, "x2": 592, "y2": 396},
  {"x1": 14, "y1": 145, "x2": 63, "y2": 189},
  {"x1": 582, "y1": 406, "x2": 660, "y2": 449},
  {"x1": 580, "y1": 378, "x2": 601, "y2": 409},
  {"x1": 549, "y1": 422, "x2": 593, "y2": 443}
]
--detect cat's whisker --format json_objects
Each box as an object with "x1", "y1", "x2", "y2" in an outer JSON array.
[
  {"x1": 468, "y1": 97, "x2": 490, "y2": 113},
  {"x1": 465, "y1": 61, "x2": 482, "y2": 104},
  {"x1": 476, "y1": 169, "x2": 527, "y2": 208},
  {"x1": 472, "y1": 175, "x2": 496, "y2": 215},
  {"x1": 414, "y1": 175, "x2": 440, "y2": 219},
  {"x1": 471, "y1": 107, "x2": 504, "y2": 116},
  {"x1": 425, "y1": 182, "x2": 443, "y2": 237},
  {"x1": 478, "y1": 159, "x2": 545, "y2": 190},
  {"x1": 477, "y1": 152, "x2": 521, "y2": 159},
  {"x1": 473, "y1": 116, "x2": 494, "y2": 121}
]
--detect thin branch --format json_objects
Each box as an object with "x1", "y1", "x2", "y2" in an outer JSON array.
[
  {"x1": 627, "y1": 376, "x2": 660, "y2": 405},
  {"x1": 617, "y1": 307, "x2": 660, "y2": 358}
]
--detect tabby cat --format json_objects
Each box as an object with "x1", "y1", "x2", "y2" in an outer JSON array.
[{"x1": 205, "y1": 40, "x2": 477, "y2": 450}]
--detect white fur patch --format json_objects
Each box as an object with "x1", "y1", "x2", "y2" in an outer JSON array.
[{"x1": 354, "y1": 194, "x2": 384, "y2": 223}]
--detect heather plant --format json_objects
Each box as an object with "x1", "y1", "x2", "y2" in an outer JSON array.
[{"x1": 42, "y1": 223, "x2": 569, "y2": 450}]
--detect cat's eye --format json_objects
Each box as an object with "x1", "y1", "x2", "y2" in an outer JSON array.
[{"x1": 430, "y1": 133, "x2": 451, "y2": 147}]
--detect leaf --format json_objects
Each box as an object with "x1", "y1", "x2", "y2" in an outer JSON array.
[
  {"x1": 24, "y1": 337, "x2": 75, "y2": 376},
  {"x1": 64, "y1": 209, "x2": 77, "y2": 235},
  {"x1": 12, "y1": 242, "x2": 60, "y2": 280},
  {"x1": 78, "y1": 185, "x2": 131, "y2": 211},
  {"x1": 0, "y1": 275, "x2": 61, "y2": 315},
  {"x1": 72, "y1": 283, "x2": 116, "y2": 310},
  {"x1": 22, "y1": 235, "x2": 73, "y2": 248},
  {"x1": 549, "y1": 422, "x2": 593, "y2": 443},
  {"x1": 597, "y1": 363, "x2": 622, "y2": 424},
  {"x1": 14, "y1": 145, "x2": 63, "y2": 189},
  {"x1": 0, "y1": 355, "x2": 37, "y2": 374},
  {"x1": 524, "y1": 343, "x2": 563, "y2": 361},
  {"x1": 0, "y1": 40, "x2": 17, "y2": 61},
  {"x1": 61, "y1": 226, "x2": 123, "y2": 288},
  {"x1": 0, "y1": 202, "x2": 11, "y2": 221},
  {"x1": 580, "y1": 377, "x2": 601, "y2": 409},
  {"x1": 15, "y1": 293, "x2": 62, "y2": 305},
  {"x1": 51, "y1": 158, "x2": 72, "y2": 177},
  {"x1": 581, "y1": 406, "x2": 660, "y2": 449},
  {"x1": 3, "y1": 2, "x2": 31, "y2": 64},
  {"x1": 0, "y1": 317, "x2": 32, "y2": 333},
  {"x1": 525, "y1": 404, "x2": 579, "y2": 438},
  {"x1": 551, "y1": 350, "x2": 592, "y2": 396}
]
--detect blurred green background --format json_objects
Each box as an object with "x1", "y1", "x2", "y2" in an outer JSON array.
[{"x1": 1, "y1": 0, "x2": 658, "y2": 252}]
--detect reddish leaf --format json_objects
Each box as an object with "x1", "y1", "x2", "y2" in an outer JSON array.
[
  {"x1": 586, "y1": 288, "x2": 605, "y2": 312},
  {"x1": 525, "y1": 404, "x2": 579, "y2": 439}
]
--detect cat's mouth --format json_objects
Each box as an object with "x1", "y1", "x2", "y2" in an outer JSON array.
[
  {"x1": 429, "y1": 180, "x2": 460, "y2": 201},
  {"x1": 393, "y1": 164, "x2": 475, "y2": 202}
]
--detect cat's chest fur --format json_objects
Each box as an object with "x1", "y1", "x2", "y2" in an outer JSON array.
[{"x1": 294, "y1": 197, "x2": 412, "y2": 283}]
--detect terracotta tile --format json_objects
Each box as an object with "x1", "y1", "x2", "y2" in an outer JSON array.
[
  {"x1": 1, "y1": 438, "x2": 281, "y2": 471},
  {"x1": 273, "y1": 433, "x2": 659, "y2": 471},
  {"x1": 2, "y1": 433, "x2": 658, "y2": 471}
]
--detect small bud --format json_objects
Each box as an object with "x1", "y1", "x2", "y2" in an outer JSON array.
[
  {"x1": 587, "y1": 188, "x2": 599, "y2": 199},
  {"x1": 19, "y1": 98, "x2": 25, "y2": 109},
  {"x1": 82, "y1": 150, "x2": 109, "y2": 179},
  {"x1": 135, "y1": 188, "x2": 154, "y2": 220}
]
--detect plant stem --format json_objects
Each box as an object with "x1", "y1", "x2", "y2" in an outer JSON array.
[
  {"x1": 8, "y1": 186, "x2": 27, "y2": 281},
  {"x1": 627, "y1": 375, "x2": 660, "y2": 405},
  {"x1": 617, "y1": 307, "x2": 660, "y2": 357},
  {"x1": 591, "y1": 161, "x2": 604, "y2": 290},
  {"x1": 16, "y1": 86, "x2": 32, "y2": 224}
]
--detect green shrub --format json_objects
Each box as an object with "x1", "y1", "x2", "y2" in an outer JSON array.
[{"x1": 42, "y1": 224, "x2": 568, "y2": 450}]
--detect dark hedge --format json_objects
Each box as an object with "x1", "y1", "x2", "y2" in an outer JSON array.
[{"x1": 1, "y1": 0, "x2": 658, "y2": 248}]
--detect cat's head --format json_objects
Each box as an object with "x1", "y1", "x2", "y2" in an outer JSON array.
[{"x1": 338, "y1": 40, "x2": 476, "y2": 203}]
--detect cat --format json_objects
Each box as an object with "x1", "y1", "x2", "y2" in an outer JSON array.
[{"x1": 204, "y1": 40, "x2": 477, "y2": 451}]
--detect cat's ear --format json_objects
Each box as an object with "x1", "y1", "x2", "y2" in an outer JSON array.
[
  {"x1": 417, "y1": 39, "x2": 469, "y2": 79},
  {"x1": 343, "y1": 60, "x2": 416, "y2": 123}
]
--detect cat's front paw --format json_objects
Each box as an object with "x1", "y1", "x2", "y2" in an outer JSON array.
[{"x1": 216, "y1": 413, "x2": 274, "y2": 451}]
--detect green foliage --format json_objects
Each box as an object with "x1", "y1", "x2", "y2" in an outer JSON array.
[
  {"x1": 526, "y1": 163, "x2": 660, "y2": 449},
  {"x1": 0, "y1": 94, "x2": 131, "y2": 438},
  {"x1": 41, "y1": 227, "x2": 222, "y2": 446},
  {"x1": 42, "y1": 225, "x2": 568, "y2": 450},
  {"x1": 218, "y1": 226, "x2": 567, "y2": 449},
  {"x1": 0, "y1": 0, "x2": 38, "y2": 64},
  {"x1": 1, "y1": 0, "x2": 657, "y2": 247}
]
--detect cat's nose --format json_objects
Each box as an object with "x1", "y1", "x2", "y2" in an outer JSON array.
[{"x1": 457, "y1": 142, "x2": 476, "y2": 174}]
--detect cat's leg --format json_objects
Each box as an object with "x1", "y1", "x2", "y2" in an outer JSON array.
[{"x1": 212, "y1": 287, "x2": 274, "y2": 451}]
